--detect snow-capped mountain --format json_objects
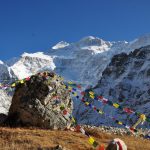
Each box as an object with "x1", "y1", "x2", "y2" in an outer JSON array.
[
  {"x1": 2, "y1": 34, "x2": 150, "y2": 85},
  {"x1": 47, "y1": 36, "x2": 129, "y2": 85},
  {"x1": 0, "y1": 34, "x2": 150, "y2": 128},
  {"x1": 10, "y1": 52, "x2": 55, "y2": 79},
  {"x1": 0, "y1": 36, "x2": 128, "y2": 85}
]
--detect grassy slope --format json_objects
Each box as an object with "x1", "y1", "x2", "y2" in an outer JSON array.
[{"x1": 0, "y1": 127, "x2": 149, "y2": 150}]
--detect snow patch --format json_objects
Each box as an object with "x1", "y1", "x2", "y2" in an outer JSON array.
[
  {"x1": 22, "y1": 52, "x2": 52, "y2": 60},
  {"x1": 0, "y1": 60, "x2": 4, "y2": 64},
  {"x1": 11, "y1": 52, "x2": 56, "y2": 79},
  {"x1": 52, "y1": 41, "x2": 70, "y2": 49}
]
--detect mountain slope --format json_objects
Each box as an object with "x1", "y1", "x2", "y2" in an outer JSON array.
[{"x1": 87, "y1": 45, "x2": 150, "y2": 128}]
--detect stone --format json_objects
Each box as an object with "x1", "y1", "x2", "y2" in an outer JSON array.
[
  {"x1": 6, "y1": 72, "x2": 73, "y2": 129},
  {"x1": 53, "y1": 145, "x2": 66, "y2": 150}
]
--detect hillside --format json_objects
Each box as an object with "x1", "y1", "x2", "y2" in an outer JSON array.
[{"x1": 0, "y1": 127, "x2": 149, "y2": 150}]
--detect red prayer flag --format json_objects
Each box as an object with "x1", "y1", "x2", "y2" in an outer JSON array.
[
  {"x1": 63, "y1": 110, "x2": 68, "y2": 115},
  {"x1": 81, "y1": 91, "x2": 85, "y2": 95},
  {"x1": 75, "y1": 125, "x2": 81, "y2": 132},
  {"x1": 26, "y1": 77, "x2": 30, "y2": 81},
  {"x1": 94, "y1": 107, "x2": 97, "y2": 110},
  {"x1": 124, "y1": 108, "x2": 134, "y2": 114},
  {"x1": 103, "y1": 99, "x2": 108, "y2": 104},
  {"x1": 97, "y1": 145, "x2": 105, "y2": 150},
  {"x1": 98, "y1": 96, "x2": 103, "y2": 99},
  {"x1": 77, "y1": 85, "x2": 82, "y2": 89},
  {"x1": 81, "y1": 98, "x2": 85, "y2": 101}
]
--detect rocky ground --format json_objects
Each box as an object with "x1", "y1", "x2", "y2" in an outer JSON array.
[
  {"x1": 0, "y1": 126, "x2": 149, "y2": 150},
  {"x1": 83, "y1": 125, "x2": 149, "y2": 137}
]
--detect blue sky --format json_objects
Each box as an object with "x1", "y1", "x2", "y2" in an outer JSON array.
[{"x1": 0, "y1": 0, "x2": 150, "y2": 60}]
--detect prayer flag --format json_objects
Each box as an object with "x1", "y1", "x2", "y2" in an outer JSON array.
[
  {"x1": 77, "y1": 85, "x2": 81, "y2": 89},
  {"x1": 81, "y1": 91, "x2": 85, "y2": 95},
  {"x1": 88, "y1": 137, "x2": 95, "y2": 145},
  {"x1": 85, "y1": 102, "x2": 89, "y2": 105},
  {"x1": 90, "y1": 95, "x2": 95, "y2": 99},
  {"x1": 11, "y1": 83, "x2": 16, "y2": 87},
  {"x1": 113, "y1": 103, "x2": 119, "y2": 108},
  {"x1": 118, "y1": 121, "x2": 123, "y2": 125},
  {"x1": 89, "y1": 91, "x2": 94, "y2": 95},
  {"x1": 97, "y1": 145, "x2": 105, "y2": 150},
  {"x1": 20, "y1": 80, "x2": 24, "y2": 84}
]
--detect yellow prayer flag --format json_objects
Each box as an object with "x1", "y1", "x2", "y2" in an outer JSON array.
[
  {"x1": 89, "y1": 91, "x2": 94, "y2": 95},
  {"x1": 118, "y1": 121, "x2": 123, "y2": 125},
  {"x1": 73, "y1": 92, "x2": 77, "y2": 96},
  {"x1": 68, "y1": 81, "x2": 73, "y2": 84},
  {"x1": 140, "y1": 114, "x2": 146, "y2": 121},
  {"x1": 113, "y1": 103, "x2": 119, "y2": 108},
  {"x1": 20, "y1": 80, "x2": 24, "y2": 84},
  {"x1": 11, "y1": 83, "x2": 16, "y2": 87},
  {"x1": 68, "y1": 86, "x2": 72, "y2": 90},
  {"x1": 88, "y1": 137, "x2": 95, "y2": 145},
  {"x1": 90, "y1": 94, "x2": 95, "y2": 99},
  {"x1": 98, "y1": 110, "x2": 103, "y2": 114},
  {"x1": 72, "y1": 117, "x2": 76, "y2": 123},
  {"x1": 85, "y1": 102, "x2": 89, "y2": 105}
]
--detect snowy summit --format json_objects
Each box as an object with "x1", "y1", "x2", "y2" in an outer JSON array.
[{"x1": 52, "y1": 41, "x2": 70, "y2": 50}]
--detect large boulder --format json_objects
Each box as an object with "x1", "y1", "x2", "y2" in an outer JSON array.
[{"x1": 6, "y1": 72, "x2": 73, "y2": 129}]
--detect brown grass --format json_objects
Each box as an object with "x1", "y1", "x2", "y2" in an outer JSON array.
[{"x1": 0, "y1": 127, "x2": 149, "y2": 150}]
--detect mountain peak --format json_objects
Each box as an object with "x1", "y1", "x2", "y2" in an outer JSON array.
[
  {"x1": 52, "y1": 41, "x2": 70, "y2": 50},
  {"x1": 77, "y1": 36, "x2": 109, "y2": 47},
  {"x1": 80, "y1": 36, "x2": 96, "y2": 40}
]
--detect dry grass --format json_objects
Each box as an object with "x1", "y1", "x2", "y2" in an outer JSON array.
[{"x1": 0, "y1": 127, "x2": 149, "y2": 150}]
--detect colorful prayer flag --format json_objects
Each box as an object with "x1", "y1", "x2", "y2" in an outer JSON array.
[
  {"x1": 88, "y1": 137, "x2": 95, "y2": 145},
  {"x1": 113, "y1": 103, "x2": 119, "y2": 108}
]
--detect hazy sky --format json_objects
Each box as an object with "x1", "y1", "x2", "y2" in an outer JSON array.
[{"x1": 0, "y1": 0, "x2": 150, "y2": 60}]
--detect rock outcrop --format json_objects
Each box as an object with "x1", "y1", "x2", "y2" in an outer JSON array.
[{"x1": 6, "y1": 72, "x2": 73, "y2": 129}]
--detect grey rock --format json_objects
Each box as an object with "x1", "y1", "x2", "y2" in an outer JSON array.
[
  {"x1": 6, "y1": 72, "x2": 73, "y2": 129},
  {"x1": 53, "y1": 145, "x2": 66, "y2": 150}
]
